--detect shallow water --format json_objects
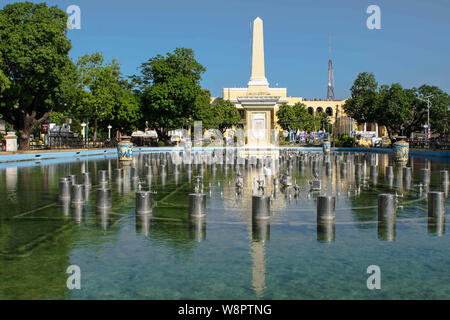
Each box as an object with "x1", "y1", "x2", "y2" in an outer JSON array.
[{"x1": 0, "y1": 151, "x2": 448, "y2": 299}]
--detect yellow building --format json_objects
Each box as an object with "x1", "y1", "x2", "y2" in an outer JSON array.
[{"x1": 212, "y1": 17, "x2": 385, "y2": 145}]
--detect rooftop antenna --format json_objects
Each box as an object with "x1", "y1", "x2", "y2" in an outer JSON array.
[
  {"x1": 327, "y1": 35, "x2": 335, "y2": 101},
  {"x1": 328, "y1": 34, "x2": 332, "y2": 60}
]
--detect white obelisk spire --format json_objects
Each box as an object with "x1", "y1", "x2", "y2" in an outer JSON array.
[{"x1": 248, "y1": 17, "x2": 269, "y2": 93}]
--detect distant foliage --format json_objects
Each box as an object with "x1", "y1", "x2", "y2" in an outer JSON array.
[
  {"x1": 335, "y1": 135, "x2": 355, "y2": 147},
  {"x1": 344, "y1": 72, "x2": 450, "y2": 139},
  {"x1": 133, "y1": 48, "x2": 206, "y2": 143},
  {"x1": 277, "y1": 102, "x2": 329, "y2": 132},
  {"x1": 201, "y1": 99, "x2": 241, "y2": 133},
  {"x1": 75, "y1": 52, "x2": 140, "y2": 140}
]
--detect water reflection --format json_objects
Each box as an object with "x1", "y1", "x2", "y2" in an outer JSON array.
[
  {"x1": 148, "y1": 218, "x2": 197, "y2": 252},
  {"x1": 189, "y1": 217, "x2": 206, "y2": 242},
  {"x1": 428, "y1": 216, "x2": 445, "y2": 236},
  {"x1": 378, "y1": 218, "x2": 396, "y2": 241},
  {"x1": 386, "y1": 173, "x2": 394, "y2": 188},
  {"x1": 136, "y1": 212, "x2": 152, "y2": 237},
  {"x1": 6, "y1": 166, "x2": 17, "y2": 191},
  {"x1": 116, "y1": 179, "x2": 123, "y2": 194},
  {"x1": 252, "y1": 219, "x2": 270, "y2": 242},
  {"x1": 394, "y1": 166, "x2": 403, "y2": 190},
  {"x1": 370, "y1": 165, "x2": 378, "y2": 187},
  {"x1": 60, "y1": 199, "x2": 70, "y2": 217},
  {"x1": 317, "y1": 220, "x2": 335, "y2": 243},
  {"x1": 0, "y1": 150, "x2": 449, "y2": 300},
  {"x1": 250, "y1": 241, "x2": 266, "y2": 298},
  {"x1": 160, "y1": 173, "x2": 167, "y2": 187},
  {"x1": 72, "y1": 204, "x2": 83, "y2": 224},
  {"x1": 96, "y1": 208, "x2": 112, "y2": 230},
  {"x1": 441, "y1": 183, "x2": 448, "y2": 197},
  {"x1": 123, "y1": 174, "x2": 131, "y2": 195},
  {"x1": 174, "y1": 167, "x2": 180, "y2": 186}
]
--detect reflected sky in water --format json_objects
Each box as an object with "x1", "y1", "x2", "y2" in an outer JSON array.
[{"x1": 0, "y1": 151, "x2": 449, "y2": 299}]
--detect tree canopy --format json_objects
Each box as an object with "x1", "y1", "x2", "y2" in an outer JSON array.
[
  {"x1": 0, "y1": 2, "x2": 77, "y2": 149},
  {"x1": 417, "y1": 85, "x2": 450, "y2": 135},
  {"x1": 134, "y1": 48, "x2": 206, "y2": 142},
  {"x1": 199, "y1": 98, "x2": 241, "y2": 133},
  {"x1": 342, "y1": 72, "x2": 378, "y2": 125},
  {"x1": 376, "y1": 83, "x2": 419, "y2": 139},
  {"x1": 344, "y1": 72, "x2": 450, "y2": 139},
  {"x1": 277, "y1": 102, "x2": 329, "y2": 132},
  {"x1": 0, "y1": 60, "x2": 9, "y2": 94},
  {"x1": 75, "y1": 52, "x2": 140, "y2": 139}
]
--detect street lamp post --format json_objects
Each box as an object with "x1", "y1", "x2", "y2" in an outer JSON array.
[
  {"x1": 80, "y1": 122, "x2": 87, "y2": 148},
  {"x1": 107, "y1": 125, "x2": 112, "y2": 140},
  {"x1": 333, "y1": 105, "x2": 339, "y2": 148},
  {"x1": 418, "y1": 94, "x2": 433, "y2": 147}
]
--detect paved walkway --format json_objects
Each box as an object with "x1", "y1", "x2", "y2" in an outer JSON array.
[
  {"x1": 0, "y1": 148, "x2": 105, "y2": 155},
  {"x1": 0, "y1": 146, "x2": 449, "y2": 165}
]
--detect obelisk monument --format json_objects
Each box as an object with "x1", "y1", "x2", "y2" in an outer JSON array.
[{"x1": 248, "y1": 17, "x2": 269, "y2": 95}]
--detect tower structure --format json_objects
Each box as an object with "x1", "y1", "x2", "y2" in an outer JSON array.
[
  {"x1": 327, "y1": 36, "x2": 335, "y2": 101},
  {"x1": 248, "y1": 17, "x2": 269, "y2": 94},
  {"x1": 220, "y1": 19, "x2": 348, "y2": 149}
]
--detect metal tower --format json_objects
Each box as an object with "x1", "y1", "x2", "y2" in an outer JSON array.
[{"x1": 327, "y1": 36, "x2": 335, "y2": 101}]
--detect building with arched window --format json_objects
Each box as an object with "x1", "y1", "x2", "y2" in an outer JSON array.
[{"x1": 326, "y1": 107, "x2": 333, "y2": 116}]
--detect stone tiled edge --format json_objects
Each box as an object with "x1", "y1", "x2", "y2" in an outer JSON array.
[
  {"x1": 0, "y1": 147, "x2": 177, "y2": 163},
  {"x1": 0, "y1": 146, "x2": 448, "y2": 164}
]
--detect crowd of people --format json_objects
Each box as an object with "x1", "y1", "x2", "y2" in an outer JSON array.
[{"x1": 287, "y1": 130, "x2": 329, "y2": 145}]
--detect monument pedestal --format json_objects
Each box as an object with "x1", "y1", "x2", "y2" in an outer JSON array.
[
  {"x1": 238, "y1": 96, "x2": 279, "y2": 148},
  {"x1": 4, "y1": 132, "x2": 18, "y2": 152}
]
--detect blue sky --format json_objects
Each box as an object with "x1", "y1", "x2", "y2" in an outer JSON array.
[{"x1": 2, "y1": 0, "x2": 449, "y2": 99}]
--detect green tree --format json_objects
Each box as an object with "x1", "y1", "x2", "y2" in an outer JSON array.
[
  {"x1": 202, "y1": 99, "x2": 241, "y2": 133},
  {"x1": 0, "y1": 15, "x2": 10, "y2": 95},
  {"x1": 315, "y1": 111, "x2": 330, "y2": 131},
  {"x1": 345, "y1": 72, "x2": 449, "y2": 140},
  {"x1": 0, "y1": 61, "x2": 9, "y2": 94},
  {"x1": 0, "y1": 2, "x2": 77, "y2": 150},
  {"x1": 135, "y1": 48, "x2": 206, "y2": 143},
  {"x1": 193, "y1": 89, "x2": 213, "y2": 127},
  {"x1": 276, "y1": 103, "x2": 296, "y2": 131},
  {"x1": 76, "y1": 52, "x2": 140, "y2": 140},
  {"x1": 376, "y1": 83, "x2": 419, "y2": 140},
  {"x1": 107, "y1": 85, "x2": 140, "y2": 135},
  {"x1": 343, "y1": 72, "x2": 379, "y2": 125},
  {"x1": 417, "y1": 85, "x2": 450, "y2": 135},
  {"x1": 277, "y1": 102, "x2": 325, "y2": 132},
  {"x1": 48, "y1": 112, "x2": 68, "y2": 125}
]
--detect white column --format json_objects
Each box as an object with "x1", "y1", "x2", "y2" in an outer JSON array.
[
  {"x1": 363, "y1": 123, "x2": 367, "y2": 132},
  {"x1": 375, "y1": 123, "x2": 378, "y2": 137}
]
